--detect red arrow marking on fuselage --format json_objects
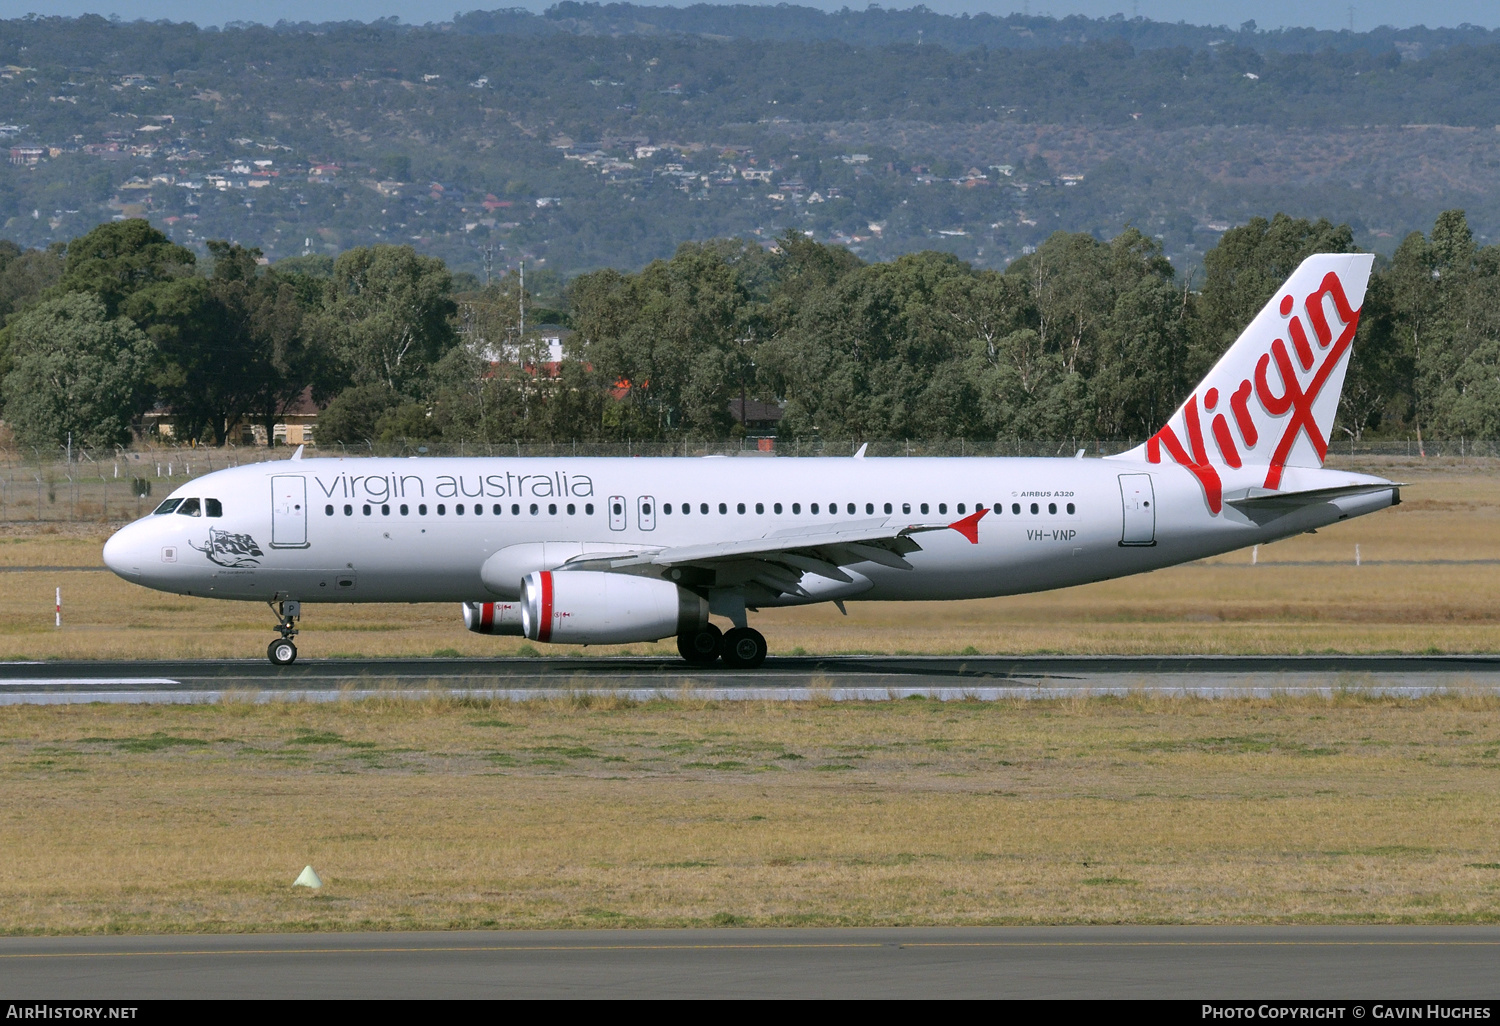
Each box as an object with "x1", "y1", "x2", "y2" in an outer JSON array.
[{"x1": 949, "y1": 507, "x2": 989, "y2": 544}]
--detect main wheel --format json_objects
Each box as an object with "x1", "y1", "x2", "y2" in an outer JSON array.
[
  {"x1": 719, "y1": 627, "x2": 767, "y2": 669},
  {"x1": 677, "y1": 624, "x2": 723, "y2": 666},
  {"x1": 268, "y1": 638, "x2": 298, "y2": 666}
]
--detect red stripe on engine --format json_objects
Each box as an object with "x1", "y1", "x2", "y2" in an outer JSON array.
[
  {"x1": 538, "y1": 571, "x2": 553, "y2": 643},
  {"x1": 480, "y1": 602, "x2": 493, "y2": 633}
]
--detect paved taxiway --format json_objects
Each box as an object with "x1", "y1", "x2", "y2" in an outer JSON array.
[
  {"x1": 4, "y1": 927, "x2": 1498, "y2": 998},
  {"x1": 1, "y1": 654, "x2": 1498, "y2": 703}
]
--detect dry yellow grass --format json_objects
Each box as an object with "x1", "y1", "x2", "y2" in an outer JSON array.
[
  {"x1": 1, "y1": 695, "x2": 1497, "y2": 934},
  {"x1": 2, "y1": 457, "x2": 1498, "y2": 659}
]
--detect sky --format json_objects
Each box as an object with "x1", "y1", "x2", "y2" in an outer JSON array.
[{"x1": 0, "y1": 1, "x2": 1493, "y2": 33}]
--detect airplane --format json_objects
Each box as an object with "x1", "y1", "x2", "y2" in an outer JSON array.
[{"x1": 103, "y1": 252, "x2": 1398, "y2": 668}]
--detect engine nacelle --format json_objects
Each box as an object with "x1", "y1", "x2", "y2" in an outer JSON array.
[
  {"x1": 461, "y1": 600, "x2": 524, "y2": 635},
  {"x1": 520, "y1": 570, "x2": 707, "y2": 645}
]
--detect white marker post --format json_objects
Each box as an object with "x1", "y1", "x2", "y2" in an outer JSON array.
[{"x1": 55, "y1": 587, "x2": 61, "y2": 628}]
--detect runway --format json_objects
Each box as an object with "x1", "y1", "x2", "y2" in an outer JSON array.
[
  {"x1": 3, "y1": 926, "x2": 1498, "y2": 998},
  {"x1": 2, "y1": 654, "x2": 1499, "y2": 703}
]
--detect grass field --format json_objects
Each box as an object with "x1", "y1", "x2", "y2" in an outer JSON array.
[
  {"x1": 1, "y1": 694, "x2": 1497, "y2": 934},
  {"x1": 1, "y1": 457, "x2": 1497, "y2": 659}
]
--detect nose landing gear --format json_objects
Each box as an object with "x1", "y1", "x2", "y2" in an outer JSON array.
[{"x1": 267, "y1": 599, "x2": 300, "y2": 666}]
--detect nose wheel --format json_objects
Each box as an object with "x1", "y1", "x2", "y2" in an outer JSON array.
[{"x1": 267, "y1": 599, "x2": 301, "y2": 666}]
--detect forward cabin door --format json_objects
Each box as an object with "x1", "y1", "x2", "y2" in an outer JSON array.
[
  {"x1": 271, "y1": 475, "x2": 309, "y2": 549},
  {"x1": 1118, "y1": 474, "x2": 1156, "y2": 547}
]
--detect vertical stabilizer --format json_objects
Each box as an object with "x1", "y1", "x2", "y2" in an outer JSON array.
[{"x1": 1109, "y1": 252, "x2": 1374, "y2": 514}]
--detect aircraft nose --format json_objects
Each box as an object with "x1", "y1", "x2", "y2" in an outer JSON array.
[{"x1": 102, "y1": 526, "x2": 144, "y2": 579}]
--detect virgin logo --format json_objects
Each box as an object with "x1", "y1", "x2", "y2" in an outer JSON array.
[{"x1": 1146, "y1": 271, "x2": 1362, "y2": 514}]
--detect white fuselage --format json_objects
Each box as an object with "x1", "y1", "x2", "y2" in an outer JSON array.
[{"x1": 102, "y1": 454, "x2": 1397, "y2": 607}]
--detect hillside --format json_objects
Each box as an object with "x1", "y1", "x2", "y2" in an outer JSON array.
[{"x1": 2, "y1": 9, "x2": 1500, "y2": 275}]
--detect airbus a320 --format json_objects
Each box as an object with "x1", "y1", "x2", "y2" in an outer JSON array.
[{"x1": 103, "y1": 253, "x2": 1398, "y2": 668}]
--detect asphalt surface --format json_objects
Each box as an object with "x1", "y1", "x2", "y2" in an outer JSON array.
[
  {"x1": 1, "y1": 654, "x2": 1499, "y2": 703},
  {"x1": 3, "y1": 927, "x2": 1498, "y2": 998}
]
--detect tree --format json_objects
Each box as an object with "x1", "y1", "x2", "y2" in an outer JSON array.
[
  {"x1": 315, "y1": 246, "x2": 458, "y2": 395},
  {"x1": 1, "y1": 292, "x2": 155, "y2": 451},
  {"x1": 54, "y1": 220, "x2": 195, "y2": 317}
]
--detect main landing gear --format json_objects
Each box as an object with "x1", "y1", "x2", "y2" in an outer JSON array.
[
  {"x1": 676, "y1": 624, "x2": 768, "y2": 669},
  {"x1": 267, "y1": 599, "x2": 300, "y2": 666}
]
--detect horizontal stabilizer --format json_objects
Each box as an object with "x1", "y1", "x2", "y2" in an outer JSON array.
[{"x1": 1225, "y1": 482, "x2": 1401, "y2": 525}]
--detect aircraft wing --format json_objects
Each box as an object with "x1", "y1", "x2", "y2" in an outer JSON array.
[{"x1": 560, "y1": 510, "x2": 988, "y2": 596}]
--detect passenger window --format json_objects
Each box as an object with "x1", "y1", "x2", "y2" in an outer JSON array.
[
  {"x1": 585, "y1": 503, "x2": 595, "y2": 515},
  {"x1": 401, "y1": 504, "x2": 409, "y2": 516},
  {"x1": 1066, "y1": 502, "x2": 1075, "y2": 514},
  {"x1": 902, "y1": 503, "x2": 910, "y2": 514},
  {"x1": 920, "y1": 503, "x2": 929, "y2": 514},
  {"x1": 792, "y1": 503, "x2": 801, "y2": 514},
  {"x1": 152, "y1": 499, "x2": 183, "y2": 515},
  {"x1": 177, "y1": 498, "x2": 202, "y2": 517},
  {"x1": 993, "y1": 503, "x2": 1002, "y2": 514},
  {"x1": 419, "y1": 504, "x2": 428, "y2": 515},
  {"x1": 1012, "y1": 503, "x2": 1021, "y2": 515},
  {"x1": 437, "y1": 504, "x2": 446, "y2": 515},
  {"x1": 531, "y1": 503, "x2": 539, "y2": 515},
  {"x1": 719, "y1": 502, "x2": 728, "y2": 514},
  {"x1": 492, "y1": 504, "x2": 500, "y2": 515},
  {"x1": 680, "y1": 503, "x2": 690, "y2": 515},
  {"x1": 473, "y1": 504, "x2": 482, "y2": 516},
  {"x1": 1048, "y1": 502, "x2": 1057, "y2": 515},
  {"x1": 700, "y1": 503, "x2": 709, "y2": 514},
  {"x1": 847, "y1": 503, "x2": 856, "y2": 515},
  {"x1": 664, "y1": 503, "x2": 673, "y2": 514},
  {"x1": 884, "y1": 503, "x2": 892, "y2": 514},
  {"x1": 811, "y1": 503, "x2": 820, "y2": 514},
  {"x1": 567, "y1": 503, "x2": 576, "y2": 515},
  {"x1": 363, "y1": 504, "x2": 372, "y2": 516},
  {"x1": 774, "y1": 503, "x2": 782, "y2": 514},
  {"x1": 205, "y1": 498, "x2": 223, "y2": 518},
  {"x1": 957, "y1": 503, "x2": 966, "y2": 514},
  {"x1": 548, "y1": 503, "x2": 558, "y2": 515},
  {"x1": 382, "y1": 504, "x2": 390, "y2": 516},
  {"x1": 344, "y1": 504, "x2": 354, "y2": 516},
  {"x1": 737, "y1": 503, "x2": 746, "y2": 514},
  {"x1": 455, "y1": 504, "x2": 464, "y2": 515},
  {"x1": 512, "y1": 504, "x2": 520, "y2": 515},
  {"x1": 755, "y1": 503, "x2": 764, "y2": 514},
  {"x1": 325, "y1": 504, "x2": 335, "y2": 516},
  {"x1": 1030, "y1": 503, "x2": 1039, "y2": 514},
  {"x1": 866, "y1": 502, "x2": 874, "y2": 514}
]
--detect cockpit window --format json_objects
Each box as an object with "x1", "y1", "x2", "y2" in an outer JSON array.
[
  {"x1": 152, "y1": 499, "x2": 183, "y2": 515},
  {"x1": 205, "y1": 498, "x2": 223, "y2": 518},
  {"x1": 176, "y1": 498, "x2": 202, "y2": 517}
]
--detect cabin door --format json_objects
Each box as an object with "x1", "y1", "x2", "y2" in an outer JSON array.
[
  {"x1": 271, "y1": 475, "x2": 309, "y2": 549},
  {"x1": 1118, "y1": 474, "x2": 1156, "y2": 547}
]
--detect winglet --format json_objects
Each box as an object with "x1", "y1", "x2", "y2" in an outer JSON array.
[
  {"x1": 948, "y1": 507, "x2": 988, "y2": 544},
  {"x1": 853, "y1": 443, "x2": 868, "y2": 459},
  {"x1": 290, "y1": 445, "x2": 304, "y2": 461}
]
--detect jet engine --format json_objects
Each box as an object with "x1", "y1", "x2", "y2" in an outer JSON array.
[
  {"x1": 462, "y1": 600, "x2": 524, "y2": 635},
  {"x1": 519, "y1": 570, "x2": 708, "y2": 645}
]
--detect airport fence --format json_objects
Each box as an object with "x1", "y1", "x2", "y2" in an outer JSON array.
[{"x1": 0, "y1": 437, "x2": 1494, "y2": 524}]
